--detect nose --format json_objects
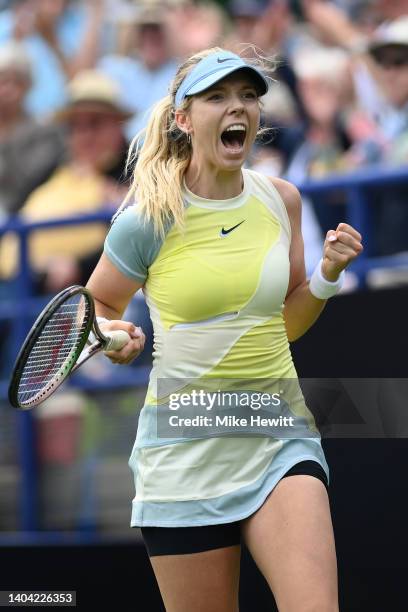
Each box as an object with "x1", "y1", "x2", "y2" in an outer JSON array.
[{"x1": 229, "y1": 93, "x2": 245, "y2": 114}]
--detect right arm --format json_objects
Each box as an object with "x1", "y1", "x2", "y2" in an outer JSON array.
[{"x1": 86, "y1": 253, "x2": 146, "y2": 364}]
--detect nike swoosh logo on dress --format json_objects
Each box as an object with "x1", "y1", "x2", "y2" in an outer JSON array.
[{"x1": 220, "y1": 220, "x2": 245, "y2": 237}]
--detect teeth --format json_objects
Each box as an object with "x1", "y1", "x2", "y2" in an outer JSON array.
[{"x1": 225, "y1": 124, "x2": 246, "y2": 132}]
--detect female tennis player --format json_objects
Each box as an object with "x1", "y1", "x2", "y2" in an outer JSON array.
[{"x1": 86, "y1": 48, "x2": 363, "y2": 612}]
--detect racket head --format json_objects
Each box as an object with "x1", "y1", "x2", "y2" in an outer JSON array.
[{"x1": 8, "y1": 285, "x2": 95, "y2": 410}]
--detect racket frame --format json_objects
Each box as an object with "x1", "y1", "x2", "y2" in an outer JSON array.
[{"x1": 8, "y1": 285, "x2": 95, "y2": 410}]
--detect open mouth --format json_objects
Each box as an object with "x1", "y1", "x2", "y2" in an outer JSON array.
[{"x1": 220, "y1": 124, "x2": 246, "y2": 152}]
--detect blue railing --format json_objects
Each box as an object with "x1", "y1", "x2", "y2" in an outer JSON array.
[
  {"x1": 0, "y1": 210, "x2": 150, "y2": 536},
  {"x1": 298, "y1": 164, "x2": 408, "y2": 261},
  {"x1": 0, "y1": 165, "x2": 407, "y2": 542}
]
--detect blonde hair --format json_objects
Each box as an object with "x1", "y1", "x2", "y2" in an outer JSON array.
[{"x1": 122, "y1": 46, "x2": 274, "y2": 237}]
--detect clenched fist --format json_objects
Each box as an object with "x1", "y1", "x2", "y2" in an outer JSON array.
[
  {"x1": 322, "y1": 223, "x2": 363, "y2": 281},
  {"x1": 99, "y1": 319, "x2": 146, "y2": 365}
]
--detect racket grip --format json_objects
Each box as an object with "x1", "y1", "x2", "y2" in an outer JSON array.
[{"x1": 103, "y1": 330, "x2": 131, "y2": 351}]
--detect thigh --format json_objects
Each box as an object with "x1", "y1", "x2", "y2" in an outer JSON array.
[
  {"x1": 149, "y1": 545, "x2": 241, "y2": 612},
  {"x1": 141, "y1": 524, "x2": 241, "y2": 612},
  {"x1": 241, "y1": 474, "x2": 338, "y2": 612}
]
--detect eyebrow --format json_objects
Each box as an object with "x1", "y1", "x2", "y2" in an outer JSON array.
[{"x1": 206, "y1": 82, "x2": 257, "y2": 93}]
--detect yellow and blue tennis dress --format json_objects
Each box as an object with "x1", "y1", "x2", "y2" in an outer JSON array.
[{"x1": 104, "y1": 168, "x2": 329, "y2": 527}]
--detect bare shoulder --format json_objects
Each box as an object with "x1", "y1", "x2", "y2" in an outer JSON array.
[{"x1": 267, "y1": 176, "x2": 301, "y2": 218}]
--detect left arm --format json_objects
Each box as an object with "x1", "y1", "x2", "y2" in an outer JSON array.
[{"x1": 269, "y1": 177, "x2": 363, "y2": 342}]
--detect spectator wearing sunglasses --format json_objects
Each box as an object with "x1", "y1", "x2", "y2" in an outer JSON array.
[
  {"x1": 363, "y1": 16, "x2": 408, "y2": 256},
  {"x1": 298, "y1": 3, "x2": 407, "y2": 166},
  {"x1": 298, "y1": 8, "x2": 408, "y2": 255},
  {"x1": 367, "y1": 15, "x2": 408, "y2": 163}
]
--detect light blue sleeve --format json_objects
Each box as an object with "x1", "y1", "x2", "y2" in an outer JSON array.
[{"x1": 104, "y1": 206, "x2": 164, "y2": 283}]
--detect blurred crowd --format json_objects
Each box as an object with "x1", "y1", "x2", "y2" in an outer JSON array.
[
  {"x1": 2, "y1": 0, "x2": 408, "y2": 532},
  {"x1": 0, "y1": 0, "x2": 407, "y2": 292}
]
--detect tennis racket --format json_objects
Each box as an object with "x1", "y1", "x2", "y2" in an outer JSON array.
[{"x1": 8, "y1": 285, "x2": 131, "y2": 410}]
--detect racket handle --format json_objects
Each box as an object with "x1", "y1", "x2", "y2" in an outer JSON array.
[{"x1": 103, "y1": 330, "x2": 131, "y2": 351}]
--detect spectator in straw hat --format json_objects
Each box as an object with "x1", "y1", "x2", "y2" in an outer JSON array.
[
  {"x1": 0, "y1": 40, "x2": 64, "y2": 219},
  {"x1": 0, "y1": 69, "x2": 132, "y2": 293}
]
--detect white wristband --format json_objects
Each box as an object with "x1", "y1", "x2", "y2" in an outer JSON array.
[
  {"x1": 88, "y1": 316, "x2": 109, "y2": 344},
  {"x1": 96, "y1": 316, "x2": 109, "y2": 327},
  {"x1": 309, "y1": 259, "x2": 345, "y2": 300}
]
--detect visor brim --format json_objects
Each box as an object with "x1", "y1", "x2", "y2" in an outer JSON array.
[{"x1": 186, "y1": 66, "x2": 268, "y2": 98}]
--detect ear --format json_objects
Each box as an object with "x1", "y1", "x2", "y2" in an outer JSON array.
[{"x1": 175, "y1": 109, "x2": 192, "y2": 136}]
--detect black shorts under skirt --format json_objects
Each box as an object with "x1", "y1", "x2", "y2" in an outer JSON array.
[{"x1": 141, "y1": 460, "x2": 328, "y2": 557}]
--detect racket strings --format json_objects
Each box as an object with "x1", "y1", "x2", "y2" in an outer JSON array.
[{"x1": 18, "y1": 295, "x2": 91, "y2": 405}]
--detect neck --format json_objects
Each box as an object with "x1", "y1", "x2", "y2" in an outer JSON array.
[
  {"x1": 0, "y1": 108, "x2": 26, "y2": 138},
  {"x1": 308, "y1": 123, "x2": 337, "y2": 145},
  {"x1": 184, "y1": 162, "x2": 244, "y2": 200}
]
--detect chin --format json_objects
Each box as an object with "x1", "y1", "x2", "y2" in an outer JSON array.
[{"x1": 218, "y1": 151, "x2": 247, "y2": 168}]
